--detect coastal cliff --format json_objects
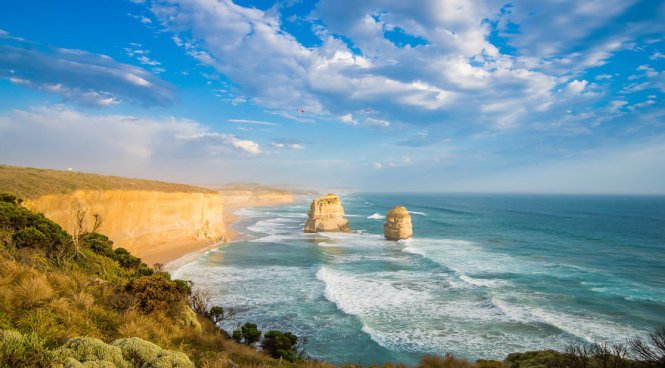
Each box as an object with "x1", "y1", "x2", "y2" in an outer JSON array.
[
  {"x1": 384, "y1": 206, "x2": 413, "y2": 240},
  {"x1": 304, "y1": 193, "x2": 349, "y2": 233},
  {"x1": 0, "y1": 165, "x2": 294, "y2": 265},
  {"x1": 219, "y1": 184, "x2": 294, "y2": 208},
  {"x1": 24, "y1": 190, "x2": 226, "y2": 256}
]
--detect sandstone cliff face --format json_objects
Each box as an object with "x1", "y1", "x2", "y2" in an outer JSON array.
[
  {"x1": 24, "y1": 190, "x2": 226, "y2": 254},
  {"x1": 384, "y1": 206, "x2": 413, "y2": 240},
  {"x1": 219, "y1": 189, "x2": 294, "y2": 208},
  {"x1": 304, "y1": 194, "x2": 349, "y2": 233}
]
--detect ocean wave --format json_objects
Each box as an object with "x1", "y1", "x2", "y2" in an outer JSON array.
[
  {"x1": 368, "y1": 213, "x2": 385, "y2": 220},
  {"x1": 408, "y1": 211, "x2": 428, "y2": 216},
  {"x1": 490, "y1": 297, "x2": 641, "y2": 343},
  {"x1": 460, "y1": 275, "x2": 507, "y2": 288}
]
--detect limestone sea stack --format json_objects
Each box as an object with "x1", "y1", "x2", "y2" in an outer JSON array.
[
  {"x1": 384, "y1": 206, "x2": 413, "y2": 240},
  {"x1": 304, "y1": 193, "x2": 350, "y2": 233}
]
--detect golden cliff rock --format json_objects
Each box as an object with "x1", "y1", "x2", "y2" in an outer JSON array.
[
  {"x1": 24, "y1": 190, "x2": 226, "y2": 256},
  {"x1": 304, "y1": 194, "x2": 349, "y2": 233},
  {"x1": 384, "y1": 206, "x2": 413, "y2": 240}
]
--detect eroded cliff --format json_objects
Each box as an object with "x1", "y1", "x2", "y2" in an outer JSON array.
[{"x1": 24, "y1": 190, "x2": 227, "y2": 257}]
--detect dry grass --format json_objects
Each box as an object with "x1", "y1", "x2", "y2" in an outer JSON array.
[
  {"x1": 0, "y1": 164, "x2": 215, "y2": 199},
  {"x1": 14, "y1": 274, "x2": 54, "y2": 308},
  {"x1": 418, "y1": 354, "x2": 476, "y2": 368}
]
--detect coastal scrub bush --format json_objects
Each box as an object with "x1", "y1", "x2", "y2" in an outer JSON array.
[
  {"x1": 233, "y1": 323, "x2": 262, "y2": 345},
  {"x1": 125, "y1": 274, "x2": 189, "y2": 316},
  {"x1": 0, "y1": 329, "x2": 53, "y2": 367},
  {"x1": 55, "y1": 337, "x2": 128, "y2": 367},
  {"x1": 504, "y1": 350, "x2": 563, "y2": 368},
  {"x1": 12, "y1": 226, "x2": 49, "y2": 249},
  {"x1": 81, "y1": 232, "x2": 115, "y2": 259},
  {"x1": 114, "y1": 247, "x2": 142, "y2": 269},
  {"x1": 261, "y1": 330, "x2": 298, "y2": 362}
]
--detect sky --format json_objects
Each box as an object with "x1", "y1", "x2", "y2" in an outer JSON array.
[{"x1": 0, "y1": 0, "x2": 664, "y2": 193}]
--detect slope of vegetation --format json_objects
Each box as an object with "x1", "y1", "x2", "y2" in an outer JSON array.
[{"x1": 0, "y1": 165, "x2": 215, "y2": 199}]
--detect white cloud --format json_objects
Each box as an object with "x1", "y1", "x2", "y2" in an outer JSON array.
[
  {"x1": 148, "y1": 0, "x2": 559, "y2": 129},
  {"x1": 0, "y1": 40, "x2": 176, "y2": 107},
  {"x1": 567, "y1": 79, "x2": 588, "y2": 95},
  {"x1": 0, "y1": 106, "x2": 261, "y2": 168},
  {"x1": 228, "y1": 137, "x2": 261, "y2": 155},
  {"x1": 271, "y1": 141, "x2": 305, "y2": 150},
  {"x1": 228, "y1": 119, "x2": 279, "y2": 126},
  {"x1": 650, "y1": 52, "x2": 665, "y2": 60},
  {"x1": 340, "y1": 113, "x2": 357, "y2": 125}
]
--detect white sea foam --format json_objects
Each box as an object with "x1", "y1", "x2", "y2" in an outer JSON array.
[
  {"x1": 367, "y1": 213, "x2": 385, "y2": 220},
  {"x1": 408, "y1": 211, "x2": 427, "y2": 216},
  {"x1": 460, "y1": 275, "x2": 507, "y2": 288},
  {"x1": 491, "y1": 297, "x2": 641, "y2": 343}
]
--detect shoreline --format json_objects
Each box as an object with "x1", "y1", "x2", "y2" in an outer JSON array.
[{"x1": 159, "y1": 197, "x2": 297, "y2": 272}]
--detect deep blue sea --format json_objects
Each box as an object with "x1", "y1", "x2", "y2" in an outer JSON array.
[{"x1": 172, "y1": 194, "x2": 665, "y2": 365}]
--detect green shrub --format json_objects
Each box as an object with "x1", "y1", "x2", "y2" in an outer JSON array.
[
  {"x1": 114, "y1": 248, "x2": 142, "y2": 269},
  {"x1": 142, "y1": 350, "x2": 194, "y2": 368},
  {"x1": 80, "y1": 233, "x2": 115, "y2": 259},
  {"x1": 0, "y1": 329, "x2": 53, "y2": 367},
  {"x1": 112, "y1": 337, "x2": 162, "y2": 365},
  {"x1": 13, "y1": 226, "x2": 49, "y2": 248},
  {"x1": 261, "y1": 330, "x2": 298, "y2": 362},
  {"x1": 232, "y1": 322, "x2": 262, "y2": 345},
  {"x1": 504, "y1": 350, "x2": 563, "y2": 368},
  {"x1": 0, "y1": 193, "x2": 21, "y2": 205},
  {"x1": 55, "y1": 336, "x2": 128, "y2": 368}
]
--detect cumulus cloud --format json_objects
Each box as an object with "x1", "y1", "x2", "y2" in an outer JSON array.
[
  {"x1": 567, "y1": 80, "x2": 588, "y2": 95},
  {"x1": 141, "y1": 0, "x2": 665, "y2": 134},
  {"x1": 0, "y1": 34, "x2": 176, "y2": 107},
  {"x1": 147, "y1": 0, "x2": 561, "y2": 129}
]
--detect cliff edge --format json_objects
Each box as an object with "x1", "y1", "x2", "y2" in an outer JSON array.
[{"x1": 304, "y1": 193, "x2": 349, "y2": 233}]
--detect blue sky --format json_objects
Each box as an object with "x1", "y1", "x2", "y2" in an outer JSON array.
[{"x1": 1, "y1": 0, "x2": 664, "y2": 193}]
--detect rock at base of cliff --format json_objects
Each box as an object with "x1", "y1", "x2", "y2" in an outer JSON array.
[
  {"x1": 304, "y1": 193, "x2": 350, "y2": 233},
  {"x1": 384, "y1": 206, "x2": 413, "y2": 240}
]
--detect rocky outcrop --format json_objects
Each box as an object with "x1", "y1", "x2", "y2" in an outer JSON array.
[
  {"x1": 304, "y1": 194, "x2": 349, "y2": 233},
  {"x1": 384, "y1": 206, "x2": 413, "y2": 240},
  {"x1": 24, "y1": 190, "x2": 226, "y2": 254}
]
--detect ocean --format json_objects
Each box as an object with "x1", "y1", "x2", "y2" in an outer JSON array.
[{"x1": 172, "y1": 194, "x2": 665, "y2": 365}]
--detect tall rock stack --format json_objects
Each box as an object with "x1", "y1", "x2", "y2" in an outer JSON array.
[
  {"x1": 384, "y1": 206, "x2": 413, "y2": 240},
  {"x1": 304, "y1": 194, "x2": 350, "y2": 233}
]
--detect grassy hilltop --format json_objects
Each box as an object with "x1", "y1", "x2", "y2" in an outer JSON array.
[{"x1": 0, "y1": 165, "x2": 215, "y2": 199}]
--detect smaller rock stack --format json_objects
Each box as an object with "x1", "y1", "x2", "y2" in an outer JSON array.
[
  {"x1": 384, "y1": 206, "x2": 413, "y2": 240},
  {"x1": 304, "y1": 194, "x2": 350, "y2": 233}
]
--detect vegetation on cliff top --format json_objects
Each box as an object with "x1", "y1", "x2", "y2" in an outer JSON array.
[{"x1": 0, "y1": 165, "x2": 215, "y2": 199}]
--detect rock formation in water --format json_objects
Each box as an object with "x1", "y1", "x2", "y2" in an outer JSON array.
[
  {"x1": 384, "y1": 206, "x2": 413, "y2": 240},
  {"x1": 304, "y1": 193, "x2": 350, "y2": 233}
]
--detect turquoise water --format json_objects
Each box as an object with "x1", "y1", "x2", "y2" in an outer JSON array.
[{"x1": 172, "y1": 194, "x2": 665, "y2": 365}]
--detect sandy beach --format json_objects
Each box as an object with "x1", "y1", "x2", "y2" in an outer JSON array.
[{"x1": 147, "y1": 194, "x2": 295, "y2": 270}]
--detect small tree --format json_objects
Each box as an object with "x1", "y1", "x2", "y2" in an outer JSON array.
[
  {"x1": 261, "y1": 330, "x2": 298, "y2": 362},
  {"x1": 232, "y1": 323, "x2": 261, "y2": 345},
  {"x1": 207, "y1": 306, "x2": 237, "y2": 325}
]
